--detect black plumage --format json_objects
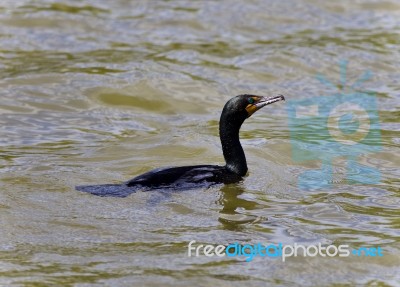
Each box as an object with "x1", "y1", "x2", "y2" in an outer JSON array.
[{"x1": 76, "y1": 94, "x2": 285, "y2": 197}]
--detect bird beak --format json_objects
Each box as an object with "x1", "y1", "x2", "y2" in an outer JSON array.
[
  {"x1": 256, "y1": 94, "x2": 285, "y2": 109},
  {"x1": 246, "y1": 95, "x2": 285, "y2": 116}
]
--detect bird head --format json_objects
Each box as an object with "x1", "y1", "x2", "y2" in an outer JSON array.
[{"x1": 222, "y1": 94, "x2": 285, "y2": 122}]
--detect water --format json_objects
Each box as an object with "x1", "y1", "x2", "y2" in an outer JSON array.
[{"x1": 0, "y1": 0, "x2": 399, "y2": 286}]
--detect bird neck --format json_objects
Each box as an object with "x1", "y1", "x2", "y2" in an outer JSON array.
[{"x1": 219, "y1": 115, "x2": 248, "y2": 176}]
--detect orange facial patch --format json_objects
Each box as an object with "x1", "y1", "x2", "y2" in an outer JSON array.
[
  {"x1": 245, "y1": 104, "x2": 258, "y2": 116},
  {"x1": 245, "y1": 96, "x2": 261, "y2": 116}
]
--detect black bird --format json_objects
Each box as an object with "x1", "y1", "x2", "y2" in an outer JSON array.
[{"x1": 76, "y1": 94, "x2": 285, "y2": 197}]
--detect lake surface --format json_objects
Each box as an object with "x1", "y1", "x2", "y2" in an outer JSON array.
[{"x1": 0, "y1": 0, "x2": 399, "y2": 286}]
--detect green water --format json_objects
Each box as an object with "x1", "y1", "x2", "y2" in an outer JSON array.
[{"x1": 0, "y1": 1, "x2": 399, "y2": 286}]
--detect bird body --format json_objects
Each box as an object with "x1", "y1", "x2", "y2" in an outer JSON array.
[
  {"x1": 76, "y1": 94, "x2": 285, "y2": 197},
  {"x1": 127, "y1": 165, "x2": 241, "y2": 189}
]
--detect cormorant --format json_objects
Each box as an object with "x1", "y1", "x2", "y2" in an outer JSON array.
[{"x1": 76, "y1": 94, "x2": 285, "y2": 197}]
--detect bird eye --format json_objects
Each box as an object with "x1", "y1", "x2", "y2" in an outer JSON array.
[{"x1": 248, "y1": 98, "x2": 254, "y2": 104}]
